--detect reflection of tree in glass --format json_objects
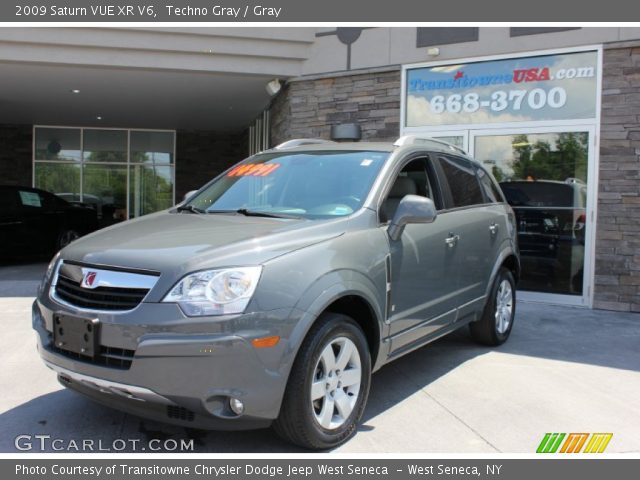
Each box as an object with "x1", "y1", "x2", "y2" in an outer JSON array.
[
  {"x1": 36, "y1": 148, "x2": 173, "y2": 220},
  {"x1": 83, "y1": 151, "x2": 129, "y2": 209},
  {"x1": 510, "y1": 132, "x2": 588, "y2": 182},
  {"x1": 35, "y1": 163, "x2": 80, "y2": 194},
  {"x1": 131, "y1": 165, "x2": 174, "y2": 216},
  {"x1": 128, "y1": 151, "x2": 174, "y2": 217},
  {"x1": 85, "y1": 150, "x2": 127, "y2": 163},
  {"x1": 491, "y1": 165, "x2": 505, "y2": 182}
]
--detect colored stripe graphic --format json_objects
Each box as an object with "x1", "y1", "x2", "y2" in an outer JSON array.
[
  {"x1": 584, "y1": 433, "x2": 613, "y2": 453},
  {"x1": 560, "y1": 433, "x2": 589, "y2": 453},
  {"x1": 537, "y1": 433, "x2": 613, "y2": 453},
  {"x1": 537, "y1": 433, "x2": 566, "y2": 453}
]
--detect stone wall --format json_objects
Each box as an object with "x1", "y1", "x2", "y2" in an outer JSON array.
[
  {"x1": 0, "y1": 124, "x2": 32, "y2": 186},
  {"x1": 270, "y1": 69, "x2": 401, "y2": 144},
  {"x1": 594, "y1": 46, "x2": 640, "y2": 312},
  {"x1": 175, "y1": 130, "x2": 246, "y2": 200}
]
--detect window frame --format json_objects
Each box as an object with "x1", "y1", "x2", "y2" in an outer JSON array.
[
  {"x1": 475, "y1": 163, "x2": 507, "y2": 204},
  {"x1": 432, "y1": 154, "x2": 488, "y2": 211},
  {"x1": 33, "y1": 125, "x2": 176, "y2": 220},
  {"x1": 376, "y1": 152, "x2": 445, "y2": 225}
]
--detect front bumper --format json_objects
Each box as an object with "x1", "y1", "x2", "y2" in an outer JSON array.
[{"x1": 33, "y1": 294, "x2": 302, "y2": 430}]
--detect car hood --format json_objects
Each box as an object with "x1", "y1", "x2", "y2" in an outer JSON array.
[{"x1": 61, "y1": 211, "x2": 346, "y2": 274}]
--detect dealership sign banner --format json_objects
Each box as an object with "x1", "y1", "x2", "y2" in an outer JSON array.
[
  {"x1": 4, "y1": 459, "x2": 640, "y2": 480},
  {"x1": 3, "y1": 0, "x2": 640, "y2": 21},
  {"x1": 405, "y1": 51, "x2": 598, "y2": 127}
]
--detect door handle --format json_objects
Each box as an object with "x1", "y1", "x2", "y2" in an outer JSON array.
[
  {"x1": 445, "y1": 233, "x2": 460, "y2": 248},
  {"x1": 489, "y1": 223, "x2": 499, "y2": 235}
]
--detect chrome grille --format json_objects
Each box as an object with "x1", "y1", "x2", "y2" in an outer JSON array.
[
  {"x1": 51, "y1": 261, "x2": 159, "y2": 312},
  {"x1": 55, "y1": 275, "x2": 149, "y2": 310}
]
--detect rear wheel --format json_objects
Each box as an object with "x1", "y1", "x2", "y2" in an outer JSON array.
[
  {"x1": 56, "y1": 229, "x2": 80, "y2": 250},
  {"x1": 274, "y1": 313, "x2": 371, "y2": 450},
  {"x1": 470, "y1": 267, "x2": 516, "y2": 346}
]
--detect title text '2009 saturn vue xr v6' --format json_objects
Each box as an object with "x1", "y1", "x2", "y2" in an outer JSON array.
[{"x1": 33, "y1": 136, "x2": 520, "y2": 449}]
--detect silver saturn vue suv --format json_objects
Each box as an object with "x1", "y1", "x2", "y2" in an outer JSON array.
[{"x1": 34, "y1": 135, "x2": 520, "y2": 450}]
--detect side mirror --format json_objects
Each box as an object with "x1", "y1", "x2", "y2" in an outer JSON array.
[
  {"x1": 182, "y1": 190, "x2": 199, "y2": 203},
  {"x1": 387, "y1": 195, "x2": 437, "y2": 241}
]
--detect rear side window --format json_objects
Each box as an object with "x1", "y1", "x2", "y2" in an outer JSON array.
[
  {"x1": 436, "y1": 155, "x2": 484, "y2": 208},
  {"x1": 476, "y1": 167, "x2": 505, "y2": 203}
]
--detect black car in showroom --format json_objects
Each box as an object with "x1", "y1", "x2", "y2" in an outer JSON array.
[
  {"x1": 499, "y1": 179, "x2": 586, "y2": 295},
  {"x1": 0, "y1": 185, "x2": 98, "y2": 260}
]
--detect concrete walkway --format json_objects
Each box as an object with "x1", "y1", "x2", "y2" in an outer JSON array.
[{"x1": 0, "y1": 262, "x2": 638, "y2": 453}]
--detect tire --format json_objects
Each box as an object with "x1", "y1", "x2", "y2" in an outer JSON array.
[
  {"x1": 56, "y1": 229, "x2": 80, "y2": 251},
  {"x1": 470, "y1": 267, "x2": 516, "y2": 346},
  {"x1": 273, "y1": 312, "x2": 371, "y2": 450}
]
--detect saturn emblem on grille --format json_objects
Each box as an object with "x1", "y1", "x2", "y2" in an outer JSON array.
[{"x1": 81, "y1": 271, "x2": 98, "y2": 289}]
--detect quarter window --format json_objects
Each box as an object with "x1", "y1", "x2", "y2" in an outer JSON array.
[
  {"x1": 437, "y1": 155, "x2": 484, "y2": 208},
  {"x1": 476, "y1": 167, "x2": 505, "y2": 203}
]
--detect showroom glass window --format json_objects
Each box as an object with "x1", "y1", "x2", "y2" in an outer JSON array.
[
  {"x1": 34, "y1": 127, "x2": 175, "y2": 226},
  {"x1": 401, "y1": 48, "x2": 600, "y2": 306}
]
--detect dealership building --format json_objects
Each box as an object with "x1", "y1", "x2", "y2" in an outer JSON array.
[{"x1": 1, "y1": 27, "x2": 639, "y2": 311}]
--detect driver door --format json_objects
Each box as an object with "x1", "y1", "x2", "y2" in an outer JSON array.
[{"x1": 382, "y1": 156, "x2": 459, "y2": 356}]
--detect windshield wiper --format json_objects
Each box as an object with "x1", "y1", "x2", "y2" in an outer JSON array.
[
  {"x1": 176, "y1": 205, "x2": 205, "y2": 214},
  {"x1": 235, "y1": 208, "x2": 302, "y2": 219},
  {"x1": 202, "y1": 208, "x2": 302, "y2": 219}
]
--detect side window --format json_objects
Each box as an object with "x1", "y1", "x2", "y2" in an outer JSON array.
[
  {"x1": 436, "y1": 155, "x2": 484, "y2": 208},
  {"x1": 476, "y1": 166, "x2": 505, "y2": 203},
  {"x1": 380, "y1": 157, "x2": 438, "y2": 223}
]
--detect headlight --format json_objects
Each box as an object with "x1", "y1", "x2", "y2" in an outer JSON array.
[
  {"x1": 162, "y1": 267, "x2": 262, "y2": 317},
  {"x1": 39, "y1": 252, "x2": 60, "y2": 294},
  {"x1": 43, "y1": 252, "x2": 60, "y2": 284}
]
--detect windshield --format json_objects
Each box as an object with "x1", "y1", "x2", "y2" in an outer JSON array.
[{"x1": 185, "y1": 150, "x2": 389, "y2": 218}]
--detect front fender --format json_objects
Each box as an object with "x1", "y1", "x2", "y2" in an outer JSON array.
[{"x1": 287, "y1": 269, "x2": 387, "y2": 372}]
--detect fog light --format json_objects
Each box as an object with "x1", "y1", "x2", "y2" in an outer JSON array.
[{"x1": 229, "y1": 397, "x2": 244, "y2": 416}]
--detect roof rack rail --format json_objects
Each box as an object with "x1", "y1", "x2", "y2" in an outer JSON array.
[
  {"x1": 274, "y1": 138, "x2": 336, "y2": 150},
  {"x1": 393, "y1": 135, "x2": 467, "y2": 155}
]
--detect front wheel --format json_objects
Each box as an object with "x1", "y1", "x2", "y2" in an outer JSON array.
[
  {"x1": 470, "y1": 267, "x2": 516, "y2": 346},
  {"x1": 273, "y1": 313, "x2": 371, "y2": 450}
]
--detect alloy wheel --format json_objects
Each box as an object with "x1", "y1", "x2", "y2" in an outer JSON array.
[
  {"x1": 310, "y1": 336, "x2": 362, "y2": 430},
  {"x1": 495, "y1": 279, "x2": 513, "y2": 334}
]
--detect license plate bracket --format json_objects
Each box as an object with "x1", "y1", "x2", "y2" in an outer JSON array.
[{"x1": 53, "y1": 314, "x2": 99, "y2": 358}]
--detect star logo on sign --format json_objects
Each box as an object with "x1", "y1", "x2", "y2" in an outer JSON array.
[{"x1": 454, "y1": 71, "x2": 464, "y2": 80}]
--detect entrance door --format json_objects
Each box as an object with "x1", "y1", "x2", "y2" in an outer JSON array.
[{"x1": 470, "y1": 126, "x2": 597, "y2": 306}]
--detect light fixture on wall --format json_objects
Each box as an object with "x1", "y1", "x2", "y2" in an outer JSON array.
[
  {"x1": 427, "y1": 47, "x2": 440, "y2": 57},
  {"x1": 96, "y1": 115, "x2": 103, "y2": 120},
  {"x1": 70, "y1": 89, "x2": 80, "y2": 94},
  {"x1": 265, "y1": 79, "x2": 282, "y2": 96}
]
